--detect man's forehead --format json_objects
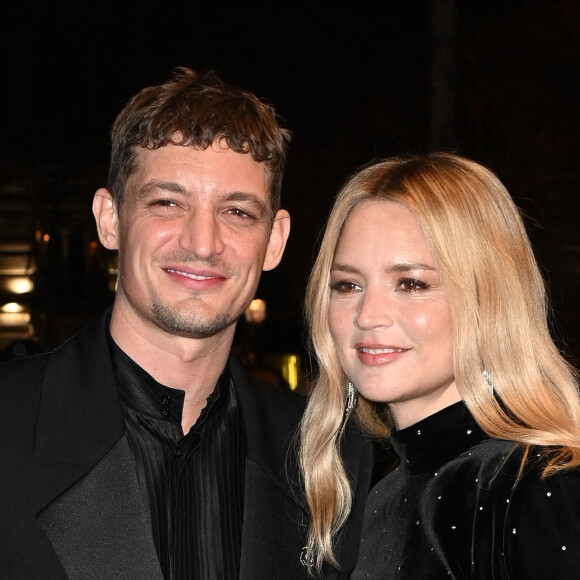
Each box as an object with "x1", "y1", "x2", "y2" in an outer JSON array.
[{"x1": 127, "y1": 143, "x2": 270, "y2": 199}]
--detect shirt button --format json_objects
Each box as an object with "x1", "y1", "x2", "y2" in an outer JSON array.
[{"x1": 174, "y1": 447, "x2": 182, "y2": 457}]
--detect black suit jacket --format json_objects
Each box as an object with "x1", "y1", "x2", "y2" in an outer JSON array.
[{"x1": 0, "y1": 311, "x2": 372, "y2": 579}]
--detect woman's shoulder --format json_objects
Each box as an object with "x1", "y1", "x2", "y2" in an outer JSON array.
[
  {"x1": 508, "y1": 449, "x2": 580, "y2": 513},
  {"x1": 435, "y1": 436, "x2": 519, "y2": 489},
  {"x1": 501, "y1": 454, "x2": 580, "y2": 578}
]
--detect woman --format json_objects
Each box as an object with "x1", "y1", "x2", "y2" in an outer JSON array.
[{"x1": 299, "y1": 153, "x2": 580, "y2": 579}]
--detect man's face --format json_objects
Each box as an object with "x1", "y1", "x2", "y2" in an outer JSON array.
[{"x1": 94, "y1": 141, "x2": 289, "y2": 340}]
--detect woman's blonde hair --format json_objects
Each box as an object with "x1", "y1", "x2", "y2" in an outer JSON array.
[{"x1": 300, "y1": 152, "x2": 580, "y2": 571}]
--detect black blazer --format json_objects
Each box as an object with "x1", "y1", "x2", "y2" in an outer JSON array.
[{"x1": 0, "y1": 311, "x2": 372, "y2": 579}]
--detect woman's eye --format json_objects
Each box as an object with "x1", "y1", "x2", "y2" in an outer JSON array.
[
  {"x1": 330, "y1": 280, "x2": 361, "y2": 293},
  {"x1": 397, "y1": 277, "x2": 430, "y2": 292}
]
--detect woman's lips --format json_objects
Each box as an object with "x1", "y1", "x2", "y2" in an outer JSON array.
[{"x1": 356, "y1": 345, "x2": 409, "y2": 365}]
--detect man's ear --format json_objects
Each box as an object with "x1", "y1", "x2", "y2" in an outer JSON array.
[
  {"x1": 263, "y1": 209, "x2": 291, "y2": 271},
  {"x1": 93, "y1": 188, "x2": 119, "y2": 250}
]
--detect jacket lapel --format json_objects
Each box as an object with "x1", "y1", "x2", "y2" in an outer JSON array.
[
  {"x1": 229, "y1": 357, "x2": 312, "y2": 578},
  {"x1": 37, "y1": 436, "x2": 163, "y2": 580},
  {"x1": 230, "y1": 356, "x2": 374, "y2": 579},
  {"x1": 33, "y1": 310, "x2": 162, "y2": 579},
  {"x1": 229, "y1": 357, "x2": 306, "y2": 509}
]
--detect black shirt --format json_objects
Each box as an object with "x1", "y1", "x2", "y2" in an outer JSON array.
[{"x1": 109, "y1": 338, "x2": 246, "y2": 580}]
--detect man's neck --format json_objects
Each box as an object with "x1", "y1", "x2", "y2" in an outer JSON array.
[{"x1": 109, "y1": 305, "x2": 235, "y2": 432}]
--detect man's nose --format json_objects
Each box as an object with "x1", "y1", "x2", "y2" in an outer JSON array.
[{"x1": 178, "y1": 210, "x2": 225, "y2": 259}]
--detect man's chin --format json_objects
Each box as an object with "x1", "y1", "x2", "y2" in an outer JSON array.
[{"x1": 151, "y1": 304, "x2": 237, "y2": 339}]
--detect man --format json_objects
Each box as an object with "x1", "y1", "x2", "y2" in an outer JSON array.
[{"x1": 0, "y1": 68, "x2": 372, "y2": 579}]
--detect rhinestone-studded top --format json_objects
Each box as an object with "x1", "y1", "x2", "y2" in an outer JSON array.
[{"x1": 352, "y1": 401, "x2": 580, "y2": 579}]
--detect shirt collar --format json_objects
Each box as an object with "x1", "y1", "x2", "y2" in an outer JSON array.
[
  {"x1": 390, "y1": 401, "x2": 488, "y2": 474},
  {"x1": 107, "y1": 331, "x2": 229, "y2": 428}
]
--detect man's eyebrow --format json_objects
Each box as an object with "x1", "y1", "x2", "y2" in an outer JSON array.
[
  {"x1": 136, "y1": 181, "x2": 187, "y2": 200},
  {"x1": 222, "y1": 191, "x2": 269, "y2": 215}
]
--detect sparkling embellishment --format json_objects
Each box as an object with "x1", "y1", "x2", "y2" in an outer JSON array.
[
  {"x1": 434, "y1": 472, "x2": 438, "y2": 476},
  {"x1": 467, "y1": 429, "x2": 472, "y2": 435},
  {"x1": 547, "y1": 492, "x2": 552, "y2": 497},
  {"x1": 438, "y1": 496, "x2": 442, "y2": 500},
  {"x1": 416, "y1": 520, "x2": 420, "y2": 525},
  {"x1": 562, "y1": 546, "x2": 567, "y2": 551},
  {"x1": 479, "y1": 506, "x2": 483, "y2": 511},
  {"x1": 451, "y1": 525, "x2": 456, "y2": 530},
  {"x1": 417, "y1": 429, "x2": 422, "y2": 435},
  {"x1": 512, "y1": 528, "x2": 517, "y2": 534},
  {"x1": 300, "y1": 547, "x2": 314, "y2": 567}
]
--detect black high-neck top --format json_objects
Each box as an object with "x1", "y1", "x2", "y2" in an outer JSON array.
[
  {"x1": 109, "y1": 338, "x2": 246, "y2": 580},
  {"x1": 352, "y1": 401, "x2": 580, "y2": 579}
]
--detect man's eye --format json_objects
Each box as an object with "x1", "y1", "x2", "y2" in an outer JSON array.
[
  {"x1": 150, "y1": 199, "x2": 177, "y2": 208},
  {"x1": 330, "y1": 280, "x2": 361, "y2": 293},
  {"x1": 397, "y1": 277, "x2": 430, "y2": 292},
  {"x1": 226, "y1": 208, "x2": 254, "y2": 220}
]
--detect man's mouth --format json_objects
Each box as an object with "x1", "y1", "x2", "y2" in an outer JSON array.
[{"x1": 165, "y1": 268, "x2": 218, "y2": 281}]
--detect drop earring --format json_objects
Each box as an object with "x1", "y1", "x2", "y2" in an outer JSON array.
[
  {"x1": 483, "y1": 369, "x2": 495, "y2": 395},
  {"x1": 345, "y1": 381, "x2": 358, "y2": 416}
]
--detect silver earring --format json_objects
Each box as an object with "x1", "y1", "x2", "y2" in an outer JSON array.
[
  {"x1": 483, "y1": 369, "x2": 495, "y2": 395},
  {"x1": 345, "y1": 381, "x2": 358, "y2": 416},
  {"x1": 300, "y1": 546, "x2": 314, "y2": 568}
]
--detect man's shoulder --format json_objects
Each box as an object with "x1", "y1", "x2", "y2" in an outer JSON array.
[
  {"x1": 0, "y1": 352, "x2": 49, "y2": 391},
  {"x1": 228, "y1": 356, "x2": 306, "y2": 465},
  {"x1": 229, "y1": 355, "x2": 306, "y2": 415},
  {"x1": 0, "y1": 355, "x2": 49, "y2": 440}
]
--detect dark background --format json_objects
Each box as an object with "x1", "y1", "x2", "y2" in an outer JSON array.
[{"x1": 1, "y1": 1, "x2": 579, "y2": 367}]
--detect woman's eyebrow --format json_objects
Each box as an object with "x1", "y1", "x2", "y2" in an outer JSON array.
[
  {"x1": 330, "y1": 263, "x2": 360, "y2": 274},
  {"x1": 331, "y1": 262, "x2": 436, "y2": 274},
  {"x1": 387, "y1": 263, "x2": 437, "y2": 273}
]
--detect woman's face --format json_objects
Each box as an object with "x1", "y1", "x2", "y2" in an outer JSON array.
[{"x1": 328, "y1": 201, "x2": 460, "y2": 429}]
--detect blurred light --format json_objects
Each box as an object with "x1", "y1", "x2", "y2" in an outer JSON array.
[
  {"x1": 43, "y1": 234, "x2": 50, "y2": 244},
  {"x1": 282, "y1": 354, "x2": 299, "y2": 391},
  {"x1": 107, "y1": 254, "x2": 118, "y2": 275},
  {"x1": 88, "y1": 240, "x2": 99, "y2": 256},
  {"x1": 1, "y1": 302, "x2": 25, "y2": 313},
  {"x1": 0, "y1": 311, "x2": 31, "y2": 328},
  {"x1": 0, "y1": 254, "x2": 35, "y2": 275},
  {"x1": 245, "y1": 299, "x2": 266, "y2": 324},
  {"x1": 3, "y1": 276, "x2": 34, "y2": 294},
  {"x1": 265, "y1": 353, "x2": 301, "y2": 391}
]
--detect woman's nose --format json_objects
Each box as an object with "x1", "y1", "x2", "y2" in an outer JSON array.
[{"x1": 354, "y1": 287, "x2": 395, "y2": 330}]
